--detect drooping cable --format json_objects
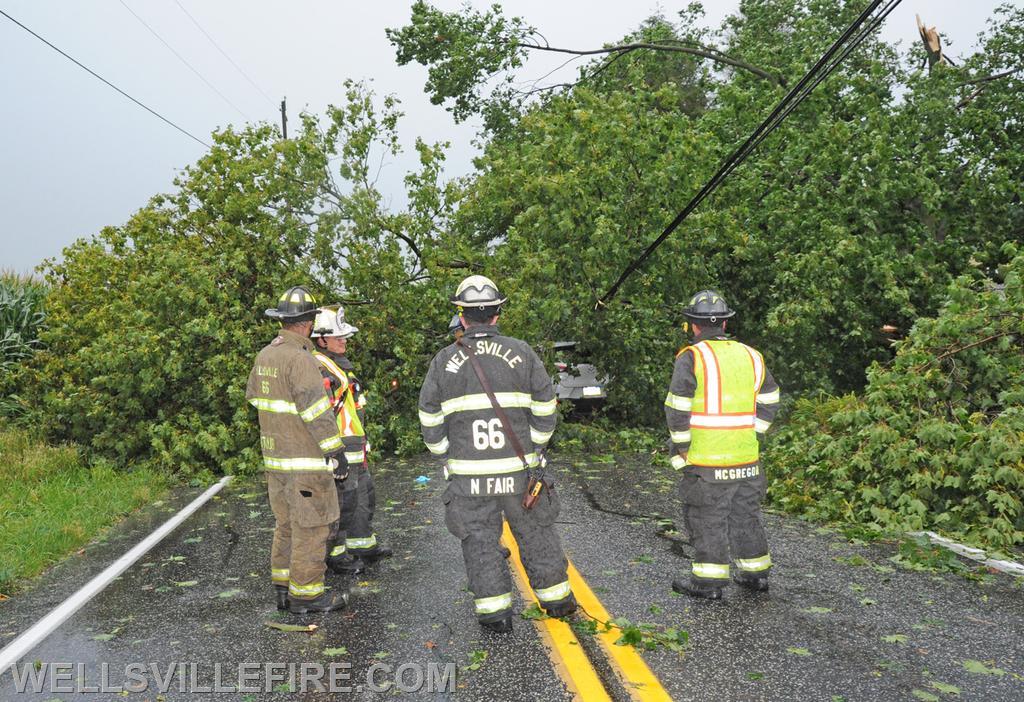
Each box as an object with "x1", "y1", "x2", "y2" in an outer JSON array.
[
  {"x1": 117, "y1": 0, "x2": 251, "y2": 121},
  {"x1": 597, "y1": 0, "x2": 896, "y2": 306},
  {"x1": 171, "y1": 0, "x2": 277, "y2": 108},
  {"x1": 716, "y1": 0, "x2": 903, "y2": 186}
]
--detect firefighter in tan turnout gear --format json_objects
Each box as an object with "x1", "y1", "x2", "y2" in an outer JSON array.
[
  {"x1": 665, "y1": 290, "x2": 781, "y2": 599},
  {"x1": 419, "y1": 276, "x2": 577, "y2": 633},
  {"x1": 245, "y1": 286, "x2": 349, "y2": 614},
  {"x1": 311, "y1": 306, "x2": 392, "y2": 576}
]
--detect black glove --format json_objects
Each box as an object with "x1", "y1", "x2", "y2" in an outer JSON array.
[{"x1": 326, "y1": 450, "x2": 349, "y2": 482}]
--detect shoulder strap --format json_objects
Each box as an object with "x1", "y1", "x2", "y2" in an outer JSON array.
[{"x1": 457, "y1": 338, "x2": 530, "y2": 470}]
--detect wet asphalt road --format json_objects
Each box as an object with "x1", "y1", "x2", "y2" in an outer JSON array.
[{"x1": 1, "y1": 454, "x2": 1023, "y2": 701}]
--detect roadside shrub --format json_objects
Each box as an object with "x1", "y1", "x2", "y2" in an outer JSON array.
[
  {"x1": 765, "y1": 249, "x2": 1024, "y2": 549},
  {"x1": 0, "y1": 272, "x2": 47, "y2": 417}
]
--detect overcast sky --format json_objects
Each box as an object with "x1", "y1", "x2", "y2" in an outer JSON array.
[{"x1": 0, "y1": 1, "x2": 1012, "y2": 273}]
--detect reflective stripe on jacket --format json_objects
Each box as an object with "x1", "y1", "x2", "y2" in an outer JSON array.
[
  {"x1": 418, "y1": 324, "x2": 557, "y2": 487},
  {"x1": 665, "y1": 333, "x2": 780, "y2": 476},
  {"x1": 245, "y1": 329, "x2": 343, "y2": 472}
]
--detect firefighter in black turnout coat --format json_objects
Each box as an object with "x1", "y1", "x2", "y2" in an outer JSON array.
[{"x1": 419, "y1": 275, "x2": 577, "y2": 632}]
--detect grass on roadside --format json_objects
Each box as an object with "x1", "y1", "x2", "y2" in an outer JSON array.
[{"x1": 0, "y1": 424, "x2": 168, "y2": 595}]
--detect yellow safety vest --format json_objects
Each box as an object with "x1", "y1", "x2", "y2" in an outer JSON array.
[
  {"x1": 312, "y1": 351, "x2": 364, "y2": 440},
  {"x1": 682, "y1": 339, "x2": 765, "y2": 467}
]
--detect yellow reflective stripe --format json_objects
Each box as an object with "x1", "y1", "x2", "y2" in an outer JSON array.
[
  {"x1": 319, "y1": 434, "x2": 344, "y2": 452},
  {"x1": 346, "y1": 535, "x2": 377, "y2": 550},
  {"x1": 300, "y1": 395, "x2": 332, "y2": 422},
  {"x1": 263, "y1": 456, "x2": 332, "y2": 471},
  {"x1": 271, "y1": 568, "x2": 290, "y2": 583},
  {"x1": 312, "y1": 352, "x2": 349, "y2": 390},
  {"x1": 288, "y1": 580, "x2": 325, "y2": 597},
  {"x1": 474, "y1": 592, "x2": 513, "y2": 614},
  {"x1": 530, "y1": 427, "x2": 554, "y2": 445},
  {"x1": 419, "y1": 408, "x2": 445, "y2": 427},
  {"x1": 735, "y1": 554, "x2": 772, "y2": 572},
  {"x1": 425, "y1": 437, "x2": 449, "y2": 455},
  {"x1": 757, "y1": 389, "x2": 780, "y2": 404},
  {"x1": 249, "y1": 397, "x2": 298, "y2": 414},
  {"x1": 670, "y1": 430, "x2": 691, "y2": 444},
  {"x1": 329, "y1": 545, "x2": 346, "y2": 557},
  {"x1": 343, "y1": 451, "x2": 364, "y2": 463},
  {"x1": 670, "y1": 453, "x2": 687, "y2": 470},
  {"x1": 692, "y1": 562, "x2": 730, "y2": 579},
  {"x1": 447, "y1": 454, "x2": 534, "y2": 475},
  {"x1": 746, "y1": 344, "x2": 765, "y2": 394},
  {"x1": 531, "y1": 398, "x2": 557, "y2": 417},
  {"x1": 534, "y1": 580, "x2": 571, "y2": 603},
  {"x1": 755, "y1": 418, "x2": 772, "y2": 434},
  {"x1": 442, "y1": 392, "x2": 532, "y2": 415},
  {"x1": 665, "y1": 393, "x2": 694, "y2": 411}
]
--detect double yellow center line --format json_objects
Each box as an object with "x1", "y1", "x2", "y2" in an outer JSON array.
[{"x1": 501, "y1": 522, "x2": 673, "y2": 701}]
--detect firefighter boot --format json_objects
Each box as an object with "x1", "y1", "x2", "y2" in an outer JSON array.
[
  {"x1": 672, "y1": 577, "x2": 723, "y2": 600},
  {"x1": 289, "y1": 590, "x2": 349, "y2": 615},
  {"x1": 361, "y1": 544, "x2": 393, "y2": 562},
  {"x1": 733, "y1": 571, "x2": 769, "y2": 592},
  {"x1": 327, "y1": 553, "x2": 366, "y2": 575},
  {"x1": 275, "y1": 586, "x2": 288, "y2": 611},
  {"x1": 544, "y1": 599, "x2": 577, "y2": 618},
  {"x1": 480, "y1": 616, "x2": 513, "y2": 634}
]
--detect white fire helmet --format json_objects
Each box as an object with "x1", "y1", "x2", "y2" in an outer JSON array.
[
  {"x1": 311, "y1": 306, "x2": 358, "y2": 339},
  {"x1": 450, "y1": 275, "x2": 508, "y2": 309}
]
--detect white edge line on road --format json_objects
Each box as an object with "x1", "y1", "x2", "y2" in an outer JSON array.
[
  {"x1": 0, "y1": 475, "x2": 234, "y2": 677},
  {"x1": 909, "y1": 530, "x2": 1024, "y2": 577}
]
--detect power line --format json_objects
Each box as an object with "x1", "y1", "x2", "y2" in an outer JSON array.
[
  {"x1": 172, "y1": 0, "x2": 277, "y2": 108},
  {"x1": 716, "y1": 0, "x2": 903, "y2": 187},
  {"x1": 117, "y1": 0, "x2": 251, "y2": 121},
  {"x1": 597, "y1": 0, "x2": 901, "y2": 306},
  {"x1": 0, "y1": 8, "x2": 210, "y2": 148}
]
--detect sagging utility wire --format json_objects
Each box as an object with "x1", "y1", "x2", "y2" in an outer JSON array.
[
  {"x1": 0, "y1": 8, "x2": 211, "y2": 148},
  {"x1": 117, "y1": 0, "x2": 252, "y2": 121},
  {"x1": 596, "y1": 0, "x2": 901, "y2": 308},
  {"x1": 171, "y1": 0, "x2": 277, "y2": 109}
]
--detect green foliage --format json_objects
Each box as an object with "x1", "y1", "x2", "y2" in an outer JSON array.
[
  {"x1": 0, "y1": 272, "x2": 47, "y2": 417},
  {"x1": 392, "y1": 0, "x2": 1024, "y2": 417},
  {"x1": 15, "y1": 2, "x2": 1024, "y2": 490},
  {"x1": 0, "y1": 423, "x2": 167, "y2": 593},
  {"x1": 766, "y1": 253, "x2": 1024, "y2": 548},
  {"x1": 554, "y1": 418, "x2": 663, "y2": 454},
  {"x1": 23, "y1": 83, "x2": 461, "y2": 476},
  {"x1": 386, "y1": 0, "x2": 530, "y2": 133},
  {"x1": 890, "y1": 535, "x2": 969, "y2": 574}
]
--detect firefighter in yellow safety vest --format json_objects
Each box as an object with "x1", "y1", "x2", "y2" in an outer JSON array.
[
  {"x1": 311, "y1": 306, "x2": 392, "y2": 576},
  {"x1": 665, "y1": 290, "x2": 781, "y2": 599}
]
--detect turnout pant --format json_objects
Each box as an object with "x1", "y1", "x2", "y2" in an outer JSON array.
[
  {"x1": 346, "y1": 469, "x2": 381, "y2": 555},
  {"x1": 267, "y1": 470, "x2": 339, "y2": 600},
  {"x1": 680, "y1": 470, "x2": 772, "y2": 587},
  {"x1": 327, "y1": 475, "x2": 360, "y2": 559},
  {"x1": 443, "y1": 485, "x2": 574, "y2": 623}
]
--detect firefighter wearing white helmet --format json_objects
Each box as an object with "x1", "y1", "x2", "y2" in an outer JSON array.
[
  {"x1": 419, "y1": 275, "x2": 576, "y2": 633},
  {"x1": 664, "y1": 289, "x2": 781, "y2": 599},
  {"x1": 311, "y1": 306, "x2": 392, "y2": 575}
]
